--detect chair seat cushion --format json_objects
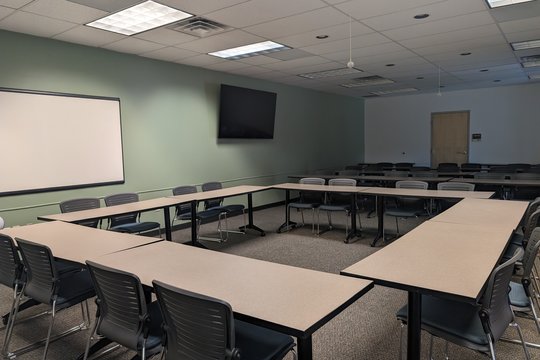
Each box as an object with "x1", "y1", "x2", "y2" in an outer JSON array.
[
  {"x1": 224, "y1": 204, "x2": 245, "y2": 213},
  {"x1": 289, "y1": 202, "x2": 319, "y2": 209},
  {"x1": 510, "y1": 232, "x2": 524, "y2": 246},
  {"x1": 319, "y1": 204, "x2": 351, "y2": 212},
  {"x1": 235, "y1": 320, "x2": 295, "y2": 360},
  {"x1": 111, "y1": 222, "x2": 160, "y2": 233},
  {"x1": 509, "y1": 281, "x2": 530, "y2": 308},
  {"x1": 56, "y1": 270, "x2": 95, "y2": 308},
  {"x1": 396, "y1": 295, "x2": 488, "y2": 347},
  {"x1": 502, "y1": 243, "x2": 524, "y2": 261},
  {"x1": 385, "y1": 208, "x2": 424, "y2": 218},
  {"x1": 197, "y1": 209, "x2": 225, "y2": 220}
]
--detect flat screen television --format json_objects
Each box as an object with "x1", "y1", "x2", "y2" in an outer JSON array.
[{"x1": 218, "y1": 84, "x2": 277, "y2": 139}]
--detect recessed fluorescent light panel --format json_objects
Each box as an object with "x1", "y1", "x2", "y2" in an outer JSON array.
[
  {"x1": 485, "y1": 0, "x2": 535, "y2": 8},
  {"x1": 298, "y1": 67, "x2": 362, "y2": 79},
  {"x1": 370, "y1": 88, "x2": 418, "y2": 96},
  {"x1": 208, "y1": 41, "x2": 290, "y2": 60},
  {"x1": 511, "y1": 39, "x2": 540, "y2": 51},
  {"x1": 86, "y1": 1, "x2": 192, "y2": 36},
  {"x1": 521, "y1": 55, "x2": 540, "y2": 67},
  {"x1": 529, "y1": 73, "x2": 540, "y2": 79},
  {"x1": 340, "y1": 75, "x2": 395, "y2": 88}
]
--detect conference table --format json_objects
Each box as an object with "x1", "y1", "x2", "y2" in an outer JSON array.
[
  {"x1": 341, "y1": 198, "x2": 528, "y2": 360},
  {"x1": 288, "y1": 174, "x2": 453, "y2": 184},
  {"x1": 449, "y1": 177, "x2": 540, "y2": 199},
  {"x1": 1, "y1": 222, "x2": 373, "y2": 360},
  {"x1": 38, "y1": 185, "x2": 268, "y2": 245},
  {"x1": 272, "y1": 183, "x2": 371, "y2": 242}
]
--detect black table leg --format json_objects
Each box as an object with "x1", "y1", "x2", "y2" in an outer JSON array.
[
  {"x1": 189, "y1": 201, "x2": 207, "y2": 248},
  {"x1": 371, "y1": 195, "x2": 385, "y2": 246},
  {"x1": 297, "y1": 334, "x2": 313, "y2": 360},
  {"x1": 407, "y1": 291, "x2": 422, "y2": 360},
  {"x1": 163, "y1": 206, "x2": 172, "y2": 241},
  {"x1": 239, "y1": 193, "x2": 265, "y2": 236},
  {"x1": 346, "y1": 194, "x2": 361, "y2": 243},
  {"x1": 278, "y1": 190, "x2": 297, "y2": 232}
]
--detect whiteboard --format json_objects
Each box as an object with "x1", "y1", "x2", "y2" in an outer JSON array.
[{"x1": 0, "y1": 88, "x2": 124, "y2": 196}]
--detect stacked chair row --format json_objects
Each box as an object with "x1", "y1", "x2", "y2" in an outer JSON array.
[{"x1": 0, "y1": 234, "x2": 296, "y2": 360}]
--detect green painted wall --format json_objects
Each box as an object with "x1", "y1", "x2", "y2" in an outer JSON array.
[{"x1": 0, "y1": 30, "x2": 364, "y2": 227}]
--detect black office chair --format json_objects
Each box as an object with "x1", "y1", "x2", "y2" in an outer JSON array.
[
  {"x1": 83, "y1": 261, "x2": 163, "y2": 360},
  {"x1": 396, "y1": 247, "x2": 529, "y2": 360},
  {"x1": 201, "y1": 181, "x2": 247, "y2": 242},
  {"x1": 288, "y1": 177, "x2": 325, "y2": 234},
  {"x1": 171, "y1": 185, "x2": 198, "y2": 227},
  {"x1": 395, "y1": 162, "x2": 414, "y2": 171},
  {"x1": 511, "y1": 173, "x2": 540, "y2": 200},
  {"x1": 385, "y1": 181, "x2": 428, "y2": 237},
  {"x1": 317, "y1": 178, "x2": 361, "y2": 239},
  {"x1": 436, "y1": 182, "x2": 475, "y2": 212},
  {"x1": 436, "y1": 163, "x2": 459, "y2": 172},
  {"x1": 474, "y1": 173, "x2": 507, "y2": 199},
  {"x1": 104, "y1": 193, "x2": 161, "y2": 236},
  {"x1": 460, "y1": 163, "x2": 482, "y2": 172},
  {"x1": 5, "y1": 239, "x2": 95, "y2": 360},
  {"x1": 59, "y1": 198, "x2": 101, "y2": 228},
  {"x1": 337, "y1": 170, "x2": 359, "y2": 176},
  {"x1": 153, "y1": 280, "x2": 297, "y2": 360}
]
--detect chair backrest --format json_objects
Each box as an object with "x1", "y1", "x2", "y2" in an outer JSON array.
[
  {"x1": 489, "y1": 166, "x2": 515, "y2": 173},
  {"x1": 521, "y1": 228, "x2": 540, "y2": 282},
  {"x1": 395, "y1": 180, "x2": 428, "y2": 190},
  {"x1": 16, "y1": 238, "x2": 57, "y2": 304},
  {"x1": 395, "y1": 162, "x2": 414, "y2": 170},
  {"x1": 474, "y1": 173, "x2": 506, "y2": 180},
  {"x1": 299, "y1": 178, "x2": 325, "y2": 203},
  {"x1": 523, "y1": 208, "x2": 540, "y2": 241},
  {"x1": 0, "y1": 234, "x2": 23, "y2": 289},
  {"x1": 437, "y1": 163, "x2": 459, "y2": 172},
  {"x1": 385, "y1": 171, "x2": 409, "y2": 177},
  {"x1": 411, "y1": 171, "x2": 437, "y2": 178},
  {"x1": 104, "y1": 193, "x2": 139, "y2": 227},
  {"x1": 410, "y1": 166, "x2": 431, "y2": 172},
  {"x1": 172, "y1": 186, "x2": 197, "y2": 218},
  {"x1": 86, "y1": 261, "x2": 149, "y2": 350},
  {"x1": 481, "y1": 247, "x2": 523, "y2": 342},
  {"x1": 337, "y1": 170, "x2": 359, "y2": 176},
  {"x1": 328, "y1": 178, "x2": 356, "y2": 204},
  {"x1": 508, "y1": 163, "x2": 531, "y2": 172},
  {"x1": 313, "y1": 169, "x2": 335, "y2": 175},
  {"x1": 153, "y1": 280, "x2": 236, "y2": 360},
  {"x1": 522, "y1": 198, "x2": 540, "y2": 230},
  {"x1": 201, "y1": 182, "x2": 224, "y2": 210},
  {"x1": 511, "y1": 173, "x2": 540, "y2": 180},
  {"x1": 59, "y1": 198, "x2": 101, "y2": 228},
  {"x1": 437, "y1": 182, "x2": 475, "y2": 191},
  {"x1": 460, "y1": 163, "x2": 482, "y2": 171}
]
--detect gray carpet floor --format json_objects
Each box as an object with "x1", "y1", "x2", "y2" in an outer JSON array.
[{"x1": 1, "y1": 205, "x2": 539, "y2": 359}]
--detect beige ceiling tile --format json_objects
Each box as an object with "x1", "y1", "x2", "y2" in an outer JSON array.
[
  {"x1": 505, "y1": 29, "x2": 540, "y2": 42},
  {"x1": 412, "y1": 35, "x2": 508, "y2": 56},
  {"x1": 335, "y1": 0, "x2": 444, "y2": 20},
  {"x1": 237, "y1": 55, "x2": 282, "y2": 65},
  {"x1": 227, "y1": 66, "x2": 274, "y2": 76},
  {"x1": 499, "y1": 15, "x2": 540, "y2": 34},
  {"x1": 250, "y1": 70, "x2": 290, "y2": 80},
  {"x1": 261, "y1": 55, "x2": 329, "y2": 71},
  {"x1": 179, "y1": 30, "x2": 264, "y2": 53},
  {"x1": 0, "y1": 0, "x2": 32, "y2": 9},
  {"x1": 362, "y1": 0, "x2": 486, "y2": 31},
  {"x1": 175, "y1": 54, "x2": 224, "y2": 66},
  {"x1": 205, "y1": 0, "x2": 326, "y2": 28},
  {"x1": 157, "y1": 0, "x2": 249, "y2": 16},
  {"x1": 323, "y1": 43, "x2": 409, "y2": 62},
  {"x1": 399, "y1": 23, "x2": 500, "y2": 49},
  {"x1": 53, "y1": 25, "x2": 125, "y2": 47},
  {"x1": 140, "y1": 46, "x2": 199, "y2": 62},
  {"x1": 383, "y1": 11, "x2": 494, "y2": 41},
  {"x1": 0, "y1": 10, "x2": 76, "y2": 37},
  {"x1": 206, "y1": 60, "x2": 249, "y2": 71},
  {"x1": 425, "y1": 44, "x2": 514, "y2": 63},
  {"x1": 301, "y1": 33, "x2": 392, "y2": 55},
  {"x1": 284, "y1": 61, "x2": 348, "y2": 75},
  {"x1": 135, "y1": 28, "x2": 199, "y2": 46},
  {"x1": 22, "y1": 0, "x2": 107, "y2": 24},
  {"x1": 103, "y1": 37, "x2": 165, "y2": 54},
  {"x1": 0, "y1": 5, "x2": 14, "y2": 19},
  {"x1": 244, "y1": 7, "x2": 349, "y2": 39}
]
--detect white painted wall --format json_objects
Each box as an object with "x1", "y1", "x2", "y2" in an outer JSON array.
[{"x1": 364, "y1": 83, "x2": 540, "y2": 167}]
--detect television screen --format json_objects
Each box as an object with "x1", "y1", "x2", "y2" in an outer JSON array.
[{"x1": 218, "y1": 84, "x2": 277, "y2": 139}]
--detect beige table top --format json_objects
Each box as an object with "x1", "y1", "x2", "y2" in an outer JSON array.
[
  {"x1": 272, "y1": 182, "x2": 371, "y2": 193},
  {"x1": 341, "y1": 221, "x2": 514, "y2": 301},
  {"x1": 361, "y1": 187, "x2": 494, "y2": 199},
  {"x1": 431, "y1": 198, "x2": 528, "y2": 229},
  {"x1": 450, "y1": 178, "x2": 540, "y2": 186},
  {"x1": 168, "y1": 185, "x2": 269, "y2": 201},
  {"x1": 0, "y1": 221, "x2": 160, "y2": 264},
  {"x1": 38, "y1": 196, "x2": 185, "y2": 223},
  {"x1": 92, "y1": 241, "x2": 373, "y2": 335}
]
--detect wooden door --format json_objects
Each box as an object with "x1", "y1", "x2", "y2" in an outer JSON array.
[{"x1": 431, "y1": 111, "x2": 469, "y2": 168}]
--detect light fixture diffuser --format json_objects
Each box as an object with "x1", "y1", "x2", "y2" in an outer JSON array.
[
  {"x1": 485, "y1": 0, "x2": 535, "y2": 8},
  {"x1": 340, "y1": 75, "x2": 394, "y2": 88},
  {"x1": 529, "y1": 73, "x2": 540, "y2": 79},
  {"x1": 369, "y1": 88, "x2": 418, "y2": 96},
  {"x1": 208, "y1": 41, "x2": 290, "y2": 60},
  {"x1": 86, "y1": 1, "x2": 193, "y2": 36},
  {"x1": 298, "y1": 67, "x2": 362, "y2": 79},
  {"x1": 511, "y1": 39, "x2": 540, "y2": 51},
  {"x1": 521, "y1": 54, "x2": 540, "y2": 67}
]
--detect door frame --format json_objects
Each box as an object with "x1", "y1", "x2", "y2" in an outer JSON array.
[{"x1": 430, "y1": 110, "x2": 470, "y2": 167}]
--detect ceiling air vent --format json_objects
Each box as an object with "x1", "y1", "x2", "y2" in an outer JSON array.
[{"x1": 168, "y1": 17, "x2": 230, "y2": 38}]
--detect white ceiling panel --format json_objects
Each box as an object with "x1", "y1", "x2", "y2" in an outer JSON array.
[
  {"x1": 412, "y1": 35, "x2": 508, "y2": 56},
  {"x1": 489, "y1": 0, "x2": 540, "y2": 22},
  {"x1": 206, "y1": 60, "x2": 249, "y2": 72},
  {"x1": 0, "y1": 0, "x2": 32, "y2": 9},
  {"x1": 250, "y1": 70, "x2": 290, "y2": 80},
  {"x1": 399, "y1": 24, "x2": 501, "y2": 49},
  {"x1": 206, "y1": 0, "x2": 326, "y2": 28},
  {"x1": 22, "y1": 0, "x2": 107, "y2": 24},
  {"x1": 157, "y1": 0, "x2": 249, "y2": 15},
  {"x1": 361, "y1": 0, "x2": 487, "y2": 32},
  {"x1": 0, "y1": 5, "x2": 14, "y2": 19},
  {"x1": 174, "y1": 54, "x2": 224, "y2": 66},
  {"x1": 134, "y1": 28, "x2": 199, "y2": 46},
  {"x1": 425, "y1": 44, "x2": 514, "y2": 63},
  {"x1": 499, "y1": 15, "x2": 540, "y2": 33},
  {"x1": 140, "y1": 46, "x2": 198, "y2": 61},
  {"x1": 323, "y1": 43, "x2": 410, "y2": 63},
  {"x1": 227, "y1": 66, "x2": 273, "y2": 76},
  {"x1": 0, "y1": 10, "x2": 76, "y2": 37},
  {"x1": 179, "y1": 30, "x2": 264, "y2": 53},
  {"x1": 103, "y1": 37, "x2": 165, "y2": 54},
  {"x1": 383, "y1": 11, "x2": 494, "y2": 41},
  {"x1": 301, "y1": 32, "x2": 392, "y2": 56},
  {"x1": 275, "y1": 21, "x2": 373, "y2": 49},
  {"x1": 261, "y1": 55, "x2": 329, "y2": 71},
  {"x1": 335, "y1": 0, "x2": 445, "y2": 20},
  {"x1": 243, "y1": 7, "x2": 348, "y2": 39},
  {"x1": 53, "y1": 25, "x2": 125, "y2": 47},
  {"x1": 236, "y1": 55, "x2": 282, "y2": 65},
  {"x1": 440, "y1": 58, "x2": 518, "y2": 72},
  {"x1": 505, "y1": 29, "x2": 540, "y2": 42},
  {"x1": 281, "y1": 61, "x2": 347, "y2": 75}
]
